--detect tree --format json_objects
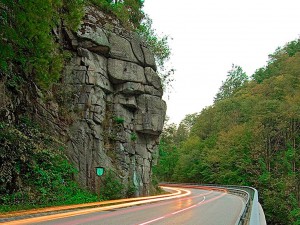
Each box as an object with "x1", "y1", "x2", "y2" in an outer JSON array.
[
  {"x1": 153, "y1": 123, "x2": 179, "y2": 181},
  {"x1": 176, "y1": 113, "x2": 198, "y2": 144},
  {"x1": 158, "y1": 41, "x2": 300, "y2": 224},
  {"x1": 0, "y1": 0, "x2": 84, "y2": 88},
  {"x1": 252, "y1": 39, "x2": 300, "y2": 83},
  {"x1": 214, "y1": 64, "x2": 248, "y2": 102}
]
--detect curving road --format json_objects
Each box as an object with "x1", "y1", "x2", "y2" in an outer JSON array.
[{"x1": 3, "y1": 186, "x2": 245, "y2": 225}]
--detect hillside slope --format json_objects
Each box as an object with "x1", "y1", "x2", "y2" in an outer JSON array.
[{"x1": 155, "y1": 40, "x2": 300, "y2": 225}]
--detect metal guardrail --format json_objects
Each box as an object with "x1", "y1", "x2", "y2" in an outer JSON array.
[
  {"x1": 225, "y1": 187, "x2": 249, "y2": 225},
  {"x1": 219, "y1": 185, "x2": 262, "y2": 225},
  {"x1": 160, "y1": 183, "x2": 265, "y2": 225}
]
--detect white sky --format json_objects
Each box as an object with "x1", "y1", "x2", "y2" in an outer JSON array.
[{"x1": 143, "y1": 0, "x2": 300, "y2": 124}]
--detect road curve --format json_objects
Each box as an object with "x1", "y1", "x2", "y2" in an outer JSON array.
[{"x1": 2, "y1": 185, "x2": 245, "y2": 225}]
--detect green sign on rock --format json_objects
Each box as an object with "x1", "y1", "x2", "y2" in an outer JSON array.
[{"x1": 95, "y1": 167, "x2": 105, "y2": 176}]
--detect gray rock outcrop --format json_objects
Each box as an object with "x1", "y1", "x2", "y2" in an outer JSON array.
[{"x1": 62, "y1": 6, "x2": 166, "y2": 196}]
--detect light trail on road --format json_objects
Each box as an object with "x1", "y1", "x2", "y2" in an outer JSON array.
[
  {"x1": 0, "y1": 186, "x2": 184, "y2": 219},
  {"x1": 137, "y1": 192, "x2": 229, "y2": 225},
  {"x1": 1, "y1": 186, "x2": 191, "y2": 225},
  {"x1": 1, "y1": 185, "x2": 245, "y2": 225}
]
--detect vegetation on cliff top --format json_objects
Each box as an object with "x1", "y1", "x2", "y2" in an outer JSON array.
[
  {"x1": 0, "y1": 0, "x2": 171, "y2": 90},
  {"x1": 154, "y1": 39, "x2": 300, "y2": 225},
  {"x1": 0, "y1": 0, "x2": 84, "y2": 89}
]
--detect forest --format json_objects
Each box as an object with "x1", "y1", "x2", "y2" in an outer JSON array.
[{"x1": 154, "y1": 39, "x2": 300, "y2": 225}]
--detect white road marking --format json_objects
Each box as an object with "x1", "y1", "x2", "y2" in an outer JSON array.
[
  {"x1": 139, "y1": 216, "x2": 165, "y2": 225},
  {"x1": 197, "y1": 196, "x2": 206, "y2": 205}
]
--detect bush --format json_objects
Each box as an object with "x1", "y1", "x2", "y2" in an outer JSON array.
[
  {"x1": 88, "y1": 0, "x2": 144, "y2": 29},
  {"x1": 100, "y1": 170, "x2": 124, "y2": 200},
  {"x1": 0, "y1": 1, "x2": 84, "y2": 89},
  {"x1": 0, "y1": 122, "x2": 97, "y2": 212}
]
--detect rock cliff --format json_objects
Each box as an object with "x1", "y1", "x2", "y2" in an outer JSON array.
[
  {"x1": 55, "y1": 6, "x2": 166, "y2": 196},
  {"x1": 0, "y1": 3, "x2": 166, "y2": 196},
  {"x1": 0, "y1": 5, "x2": 166, "y2": 197}
]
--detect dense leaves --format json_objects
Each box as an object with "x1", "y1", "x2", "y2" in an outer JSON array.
[
  {"x1": 89, "y1": 0, "x2": 144, "y2": 29},
  {"x1": 153, "y1": 123, "x2": 179, "y2": 181},
  {"x1": 100, "y1": 170, "x2": 124, "y2": 200},
  {"x1": 0, "y1": 0, "x2": 84, "y2": 88},
  {"x1": 137, "y1": 15, "x2": 171, "y2": 69},
  {"x1": 155, "y1": 40, "x2": 300, "y2": 225},
  {"x1": 0, "y1": 121, "x2": 97, "y2": 212},
  {"x1": 214, "y1": 64, "x2": 248, "y2": 102}
]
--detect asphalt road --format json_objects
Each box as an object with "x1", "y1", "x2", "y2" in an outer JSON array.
[{"x1": 22, "y1": 186, "x2": 245, "y2": 225}]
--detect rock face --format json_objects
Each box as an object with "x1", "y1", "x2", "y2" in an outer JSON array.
[{"x1": 62, "y1": 6, "x2": 166, "y2": 196}]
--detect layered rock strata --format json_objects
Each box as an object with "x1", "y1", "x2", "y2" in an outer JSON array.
[{"x1": 62, "y1": 6, "x2": 166, "y2": 196}]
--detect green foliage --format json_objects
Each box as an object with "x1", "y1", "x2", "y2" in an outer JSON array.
[
  {"x1": 155, "y1": 39, "x2": 300, "y2": 225},
  {"x1": 153, "y1": 123, "x2": 180, "y2": 182},
  {"x1": 126, "y1": 182, "x2": 137, "y2": 197},
  {"x1": 113, "y1": 116, "x2": 125, "y2": 124},
  {"x1": 176, "y1": 113, "x2": 199, "y2": 143},
  {"x1": 214, "y1": 64, "x2": 248, "y2": 102},
  {"x1": 88, "y1": 0, "x2": 144, "y2": 29},
  {"x1": 137, "y1": 15, "x2": 171, "y2": 68},
  {"x1": 5, "y1": 72, "x2": 24, "y2": 91},
  {"x1": 130, "y1": 132, "x2": 137, "y2": 141},
  {"x1": 0, "y1": 0, "x2": 84, "y2": 89},
  {"x1": 100, "y1": 170, "x2": 124, "y2": 200},
  {"x1": 153, "y1": 139, "x2": 179, "y2": 181},
  {"x1": 137, "y1": 15, "x2": 173, "y2": 88},
  {"x1": 252, "y1": 39, "x2": 300, "y2": 83},
  {"x1": 62, "y1": 0, "x2": 85, "y2": 30},
  {"x1": 0, "y1": 122, "x2": 97, "y2": 212}
]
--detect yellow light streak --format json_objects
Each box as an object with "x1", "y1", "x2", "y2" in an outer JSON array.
[
  {"x1": 2, "y1": 187, "x2": 190, "y2": 225},
  {"x1": 0, "y1": 186, "x2": 180, "y2": 219}
]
